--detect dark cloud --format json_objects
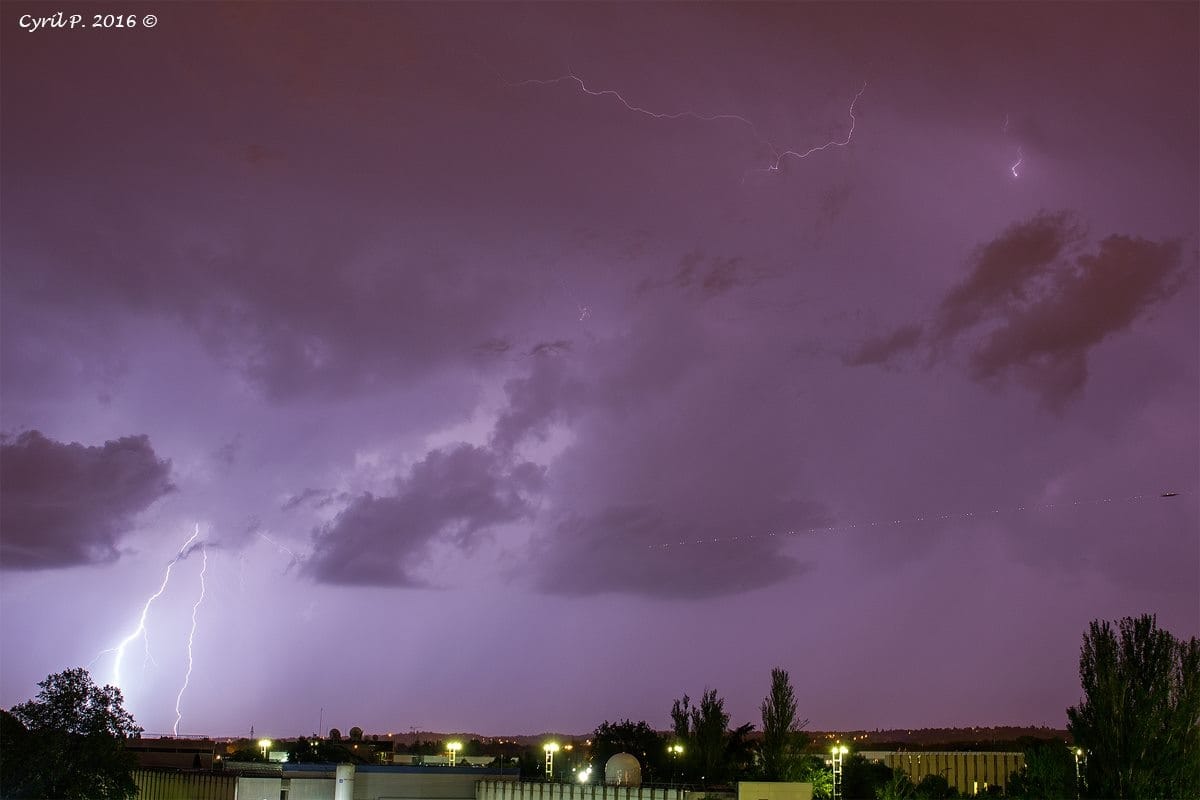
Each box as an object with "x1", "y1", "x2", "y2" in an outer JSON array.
[
  {"x1": 474, "y1": 338, "x2": 513, "y2": 357},
  {"x1": 281, "y1": 487, "x2": 327, "y2": 512},
  {"x1": 537, "y1": 506, "x2": 813, "y2": 599},
  {"x1": 638, "y1": 252, "x2": 764, "y2": 298},
  {"x1": 303, "y1": 444, "x2": 544, "y2": 586},
  {"x1": 843, "y1": 324, "x2": 923, "y2": 367},
  {"x1": 968, "y1": 234, "x2": 1187, "y2": 407},
  {"x1": 847, "y1": 213, "x2": 1188, "y2": 406},
  {"x1": 490, "y1": 356, "x2": 587, "y2": 454},
  {"x1": 213, "y1": 434, "x2": 242, "y2": 468},
  {"x1": 0, "y1": 431, "x2": 174, "y2": 570},
  {"x1": 505, "y1": 307, "x2": 833, "y2": 598},
  {"x1": 933, "y1": 212, "x2": 1084, "y2": 340},
  {"x1": 526, "y1": 340, "x2": 572, "y2": 358}
]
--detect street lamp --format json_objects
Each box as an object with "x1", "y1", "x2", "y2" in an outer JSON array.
[
  {"x1": 832, "y1": 745, "x2": 848, "y2": 800},
  {"x1": 544, "y1": 742, "x2": 560, "y2": 781},
  {"x1": 447, "y1": 741, "x2": 462, "y2": 767},
  {"x1": 1073, "y1": 747, "x2": 1086, "y2": 799},
  {"x1": 258, "y1": 739, "x2": 272, "y2": 761},
  {"x1": 669, "y1": 744, "x2": 684, "y2": 790}
]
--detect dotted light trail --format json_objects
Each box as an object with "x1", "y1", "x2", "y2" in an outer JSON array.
[
  {"x1": 172, "y1": 546, "x2": 207, "y2": 736},
  {"x1": 491, "y1": 60, "x2": 866, "y2": 178},
  {"x1": 646, "y1": 491, "x2": 1186, "y2": 550}
]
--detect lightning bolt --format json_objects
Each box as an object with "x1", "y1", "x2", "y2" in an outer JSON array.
[
  {"x1": 1011, "y1": 146, "x2": 1024, "y2": 178},
  {"x1": 489, "y1": 58, "x2": 866, "y2": 178},
  {"x1": 105, "y1": 527, "x2": 200, "y2": 689},
  {"x1": 749, "y1": 81, "x2": 868, "y2": 179},
  {"x1": 258, "y1": 531, "x2": 299, "y2": 570},
  {"x1": 502, "y1": 70, "x2": 772, "y2": 144},
  {"x1": 173, "y1": 546, "x2": 207, "y2": 736}
]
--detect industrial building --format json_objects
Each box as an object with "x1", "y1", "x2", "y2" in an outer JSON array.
[
  {"x1": 133, "y1": 762, "x2": 518, "y2": 800},
  {"x1": 857, "y1": 750, "x2": 1024, "y2": 796}
]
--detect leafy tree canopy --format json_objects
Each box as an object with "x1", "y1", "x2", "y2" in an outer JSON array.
[
  {"x1": 759, "y1": 667, "x2": 810, "y2": 781},
  {"x1": 1005, "y1": 739, "x2": 1075, "y2": 799},
  {"x1": 2, "y1": 667, "x2": 142, "y2": 800},
  {"x1": 1067, "y1": 614, "x2": 1200, "y2": 799},
  {"x1": 592, "y1": 719, "x2": 666, "y2": 779}
]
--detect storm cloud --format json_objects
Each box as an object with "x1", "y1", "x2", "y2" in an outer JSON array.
[
  {"x1": 303, "y1": 444, "x2": 545, "y2": 586},
  {"x1": 0, "y1": 431, "x2": 174, "y2": 570},
  {"x1": 846, "y1": 212, "x2": 1188, "y2": 406}
]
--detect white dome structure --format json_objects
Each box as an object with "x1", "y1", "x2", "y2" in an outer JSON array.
[{"x1": 604, "y1": 752, "x2": 642, "y2": 787}]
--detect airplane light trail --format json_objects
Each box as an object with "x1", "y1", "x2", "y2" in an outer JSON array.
[
  {"x1": 172, "y1": 546, "x2": 207, "y2": 736},
  {"x1": 646, "y1": 491, "x2": 1186, "y2": 550},
  {"x1": 491, "y1": 59, "x2": 866, "y2": 178},
  {"x1": 106, "y1": 527, "x2": 200, "y2": 688}
]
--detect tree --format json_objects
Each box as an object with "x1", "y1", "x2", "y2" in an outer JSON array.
[
  {"x1": 691, "y1": 689, "x2": 730, "y2": 784},
  {"x1": 841, "y1": 754, "x2": 894, "y2": 800},
  {"x1": 3, "y1": 667, "x2": 142, "y2": 800},
  {"x1": 912, "y1": 773, "x2": 958, "y2": 799},
  {"x1": 1004, "y1": 739, "x2": 1074, "y2": 799},
  {"x1": 592, "y1": 720, "x2": 665, "y2": 782},
  {"x1": 1066, "y1": 614, "x2": 1200, "y2": 799},
  {"x1": 759, "y1": 668, "x2": 809, "y2": 780},
  {"x1": 724, "y1": 722, "x2": 757, "y2": 782}
]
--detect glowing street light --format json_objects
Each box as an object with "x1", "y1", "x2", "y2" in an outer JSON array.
[
  {"x1": 669, "y1": 744, "x2": 684, "y2": 789},
  {"x1": 544, "y1": 742, "x2": 560, "y2": 781},
  {"x1": 447, "y1": 741, "x2": 462, "y2": 767},
  {"x1": 832, "y1": 745, "x2": 848, "y2": 800},
  {"x1": 258, "y1": 739, "x2": 272, "y2": 761}
]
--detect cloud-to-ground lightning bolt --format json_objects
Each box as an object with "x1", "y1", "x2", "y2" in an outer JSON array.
[
  {"x1": 487, "y1": 58, "x2": 866, "y2": 178},
  {"x1": 102, "y1": 527, "x2": 200, "y2": 689},
  {"x1": 173, "y1": 545, "x2": 207, "y2": 735}
]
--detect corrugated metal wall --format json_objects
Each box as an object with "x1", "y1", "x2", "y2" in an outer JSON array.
[
  {"x1": 477, "y1": 779, "x2": 687, "y2": 800},
  {"x1": 132, "y1": 769, "x2": 238, "y2": 800},
  {"x1": 880, "y1": 752, "x2": 1024, "y2": 795}
]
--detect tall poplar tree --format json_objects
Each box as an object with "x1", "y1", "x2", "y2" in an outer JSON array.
[
  {"x1": 1067, "y1": 614, "x2": 1200, "y2": 799},
  {"x1": 760, "y1": 667, "x2": 809, "y2": 780}
]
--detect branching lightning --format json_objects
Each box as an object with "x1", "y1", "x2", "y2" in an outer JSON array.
[
  {"x1": 646, "y1": 490, "x2": 1187, "y2": 550},
  {"x1": 504, "y1": 71, "x2": 772, "y2": 144},
  {"x1": 258, "y1": 531, "x2": 299, "y2": 571},
  {"x1": 748, "y1": 81, "x2": 868, "y2": 180},
  {"x1": 105, "y1": 527, "x2": 200, "y2": 688},
  {"x1": 1011, "y1": 146, "x2": 1024, "y2": 178},
  {"x1": 172, "y1": 546, "x2": 207, "y2": 736},
  {"x1": 489, "y1": 59, "x2": 866, "y2": 179}
]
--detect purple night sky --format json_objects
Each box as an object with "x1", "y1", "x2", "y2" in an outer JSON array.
[{"x1": 1, "y1": 3, "x2": 1197, "y2": 739}]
